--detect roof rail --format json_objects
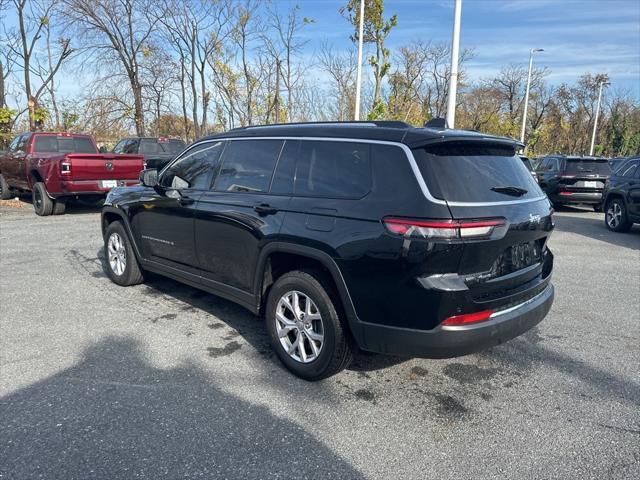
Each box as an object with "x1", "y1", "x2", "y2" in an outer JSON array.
[{"x1": 232, "y1": 120, "x2": 412, "y2": 130}]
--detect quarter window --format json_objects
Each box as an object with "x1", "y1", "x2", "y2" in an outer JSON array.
[
  {"x1": 160, "y1": 141, "x2": 225, "y2": 190},
  {"x1": 293, "y1": 140, "x2": 371, "y2": 198},
  {"x1": 620, "y1": 161, "x2": 638, "y2": 178},
  {"x1": 214, "y1": 140, "x2": 283, "y2": 193}
]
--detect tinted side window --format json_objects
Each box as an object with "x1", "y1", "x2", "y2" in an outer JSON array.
[
  {"x1": 294, "y1": 141, "x2": 371, "y2": 198},
  {"x1": 16, "y1": 134, "x2": 30, "y2": 152},
  {"x1": 113, "y1": 140, "x2": 127, "y2": 154},
  {"x1": 8, "y1": 135, "x2": 21, "y2": 151},
  {"x1": 214, "y1": 140, "x2": 283, "y2": 193},
  {"x1": 270, "y1": 140, "x2": 297, "y2": 195},
  {"x1": 160, "y1": 141, "x2": 225, "y2": 190},
  {"x1": 620, "y1": 160, "x2": 638, "y2": 178}
]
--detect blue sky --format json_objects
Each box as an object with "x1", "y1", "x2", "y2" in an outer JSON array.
[
  {"x1": 3, "y1": 0, "x2": 640, "y2": 102},
  {"x1": 296, "y1": 0, "x2": 640, "y2": 98}
]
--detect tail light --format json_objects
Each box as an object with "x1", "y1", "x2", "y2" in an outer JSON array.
[
  {"x1": 559, "y1": 191, "x2": 572, "y2": 196},
  {"x1": 441, "y1": 309, "x2": 493, "y2": 326},
  {"x1": 383, "y1": 217, "x2": 505, "y2": 240},
  {"x1": 61, "y1": 162, "x2": 71, "y2": 175}
]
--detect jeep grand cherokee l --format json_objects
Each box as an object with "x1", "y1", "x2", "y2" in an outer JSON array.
[
  {"x1": 101, "y1": 121, "x2": 555, "y2": 380},
  {"x1": 536, "y1": 155, "x2": 611, "y2": 210}
]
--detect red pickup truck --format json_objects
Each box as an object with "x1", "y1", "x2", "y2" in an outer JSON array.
[{"x1": 0, "y1": 132, "x2": 144, "y2": 215}]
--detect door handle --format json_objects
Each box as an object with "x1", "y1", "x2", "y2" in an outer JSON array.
[
  {"x1": 254, "y1": 203, "x2": 278, "y2": 215},
  {"x1": 178, "y1": 195, "x2": 195, "y2": 206}
]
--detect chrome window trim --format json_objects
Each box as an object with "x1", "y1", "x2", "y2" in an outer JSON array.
[{"x1": 172, "y1": 136, "x2": 548, "y2": 207}]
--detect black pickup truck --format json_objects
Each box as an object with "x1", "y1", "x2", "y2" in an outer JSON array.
[{"x1": 112, "y1": 137, "x2": 186, "y2": 170}]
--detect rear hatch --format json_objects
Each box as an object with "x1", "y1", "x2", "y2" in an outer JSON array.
[
  {"x1": 411, "y1": 141, "x2": 554, "y2": 312},
  {"x1": 64, "y1": 153, "x2": 145, "y2": 181},
  {"x1": 558, "y1": 158, "x2": 611, "y2": 194}
]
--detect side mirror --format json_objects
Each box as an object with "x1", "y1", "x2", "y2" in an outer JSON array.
[{"x1": 140, "y1": 169, "x2": 158, "y2": 187}]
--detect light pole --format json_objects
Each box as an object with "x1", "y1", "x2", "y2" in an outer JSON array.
[
  {"x1": 520, "y1": 48, "x2": 544, "y2": 145},
  {"x1": 589, "y1": 80, "x2": 610, "y2": 156},
  {"x1": 445, "y1": 0, "x2": 462, "y2": 128},
  {"x1": 354, "y1": 0, "x2": 365, "y2": 121}
]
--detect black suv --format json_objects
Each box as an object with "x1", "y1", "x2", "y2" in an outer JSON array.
[
  {"x1": 602, "y1": 157, "x2": 640, "y2": 232},
  {"x1": 101, "y1": 122, "x2": 555, "y2": 380},
  {"x1": 535, "y1": 155, "x2": 612, "y2": 210}
]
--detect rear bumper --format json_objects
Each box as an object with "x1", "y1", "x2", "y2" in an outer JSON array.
[
  {"x1": 550, "y1": 191, "x2": 602, "y2": 204},
  {"x1": 356, "y1": 283, "x2": 554, "y2": 358},
  {"x1": 53, "y1": 179, "x2": 139, "y2": 197}
]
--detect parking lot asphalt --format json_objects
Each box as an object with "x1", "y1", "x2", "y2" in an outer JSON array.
[{"x1": 1, "y1": 201, "x2": 638, "y2": 480}]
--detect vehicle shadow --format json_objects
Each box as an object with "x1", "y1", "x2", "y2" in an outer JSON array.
[
  {"x1": 95, "y1": 249, "x2": 407, "y2": 374},
  {"x1": 0, "y1": 336, "x2": 364, "y2": 479},
  {"x1": 554, "y1": 207, "x2": 639, "y2": 250}
]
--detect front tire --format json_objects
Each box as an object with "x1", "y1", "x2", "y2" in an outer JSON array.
[
  {"x1": 605, "y1": 198, "x2": 632, "y2": 232},
  {"x1": 265, "y1": 270, "x2": 353, "y2": 380},
  {"x1": 0, "y1": 174, "x2": 11, "y2": 200},
  {"x1": 32, "y1": 182, "x2": 53, "y2": 216},
  {"x1": 104, "y1": 221, "x2": 144, "y2": 286}
]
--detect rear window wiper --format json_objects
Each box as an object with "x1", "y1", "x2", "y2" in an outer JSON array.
[{"x1": 491, "y1": 186, "x2": 528, "y2": 197}]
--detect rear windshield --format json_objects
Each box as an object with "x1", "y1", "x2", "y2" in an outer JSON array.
[
  {"x1": 564, "y1": 159, "x2": 611, "y2": 175},
  {"x1": 139, "y1": 139, "x2": 185, "y2": 155},
  {"x1": 412, "y1": 143, "x2": 543, "y2": 203},
  {"x1": 520, "y1": 157, "x2": 533, "y2": 171},
  {"x1": 33, "y1": 135, "x2": 97, "y2": 154}
]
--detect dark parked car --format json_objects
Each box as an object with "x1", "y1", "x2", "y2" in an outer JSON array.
[
  {"x1": 520, "y1": 155, "x2": 536, "y2": 179},
  {"x1": 535, "y1": 155, "x2": 612, "y2": 210},
  {"x1": 101, "y1": 121, "x2": 555, "y2": 380},
  {"x1": 602, "y1": 157, "x2": 640, "y2": 232},
  {"x1": 113, "y1": 137, "x2": 186, "y2": 170},
  {"x1": 608, "y1": 157, "x2": 628, "y2": 173}
]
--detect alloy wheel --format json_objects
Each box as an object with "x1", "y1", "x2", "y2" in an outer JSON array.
[
  {"x1": 275, "y1": 290, "x2": 324, "y2": 363},
  {"x1": 107, "y1": 232, "x2": 127, "y2": 276},
  {"x1": 606, "y1": 202, "x2": 621, "y2": 229}
]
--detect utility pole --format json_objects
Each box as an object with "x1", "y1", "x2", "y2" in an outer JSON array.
[
  {"x1": 445, "y1": 0, "x2": 462, "y2": 129},
  {"x1": 354, "y1": 0, "x2": 365, "y2": 120},
  {"x1": 589, "y1": 80, "x2": 609, "y2": 156},
  {"x1": 520, "y1": 48, "x2": 544, "y2": 146}
]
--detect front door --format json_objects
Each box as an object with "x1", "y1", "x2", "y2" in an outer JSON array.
[
  {"x1": 130, "y1": 141, "x2": 225, "y2": 270},
  {"x1": 194, "y1": 139, "x2": 289, "y2": 293}
]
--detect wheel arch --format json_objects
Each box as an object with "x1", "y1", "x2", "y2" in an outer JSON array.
[
  {"x1": 604, "y1": 191, "x2": 626, "y2": 209},
  {"x1": 254, "y1": 242, "x2": 364, "y2": 345}
]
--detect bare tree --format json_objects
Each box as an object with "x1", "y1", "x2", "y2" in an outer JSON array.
[
  {"x1": 318, "y1": 42, "x2": 357, "y2": 121},
  {"x1": 63, "y1": 0, "x2": 162, "y2": 136},
  {"x1": 10, "y1": 0, "x2": 72, "y2": 130},
  {"x1": 159, "y1": 0, "x2": 233, "y2": 138},
  {"x1": 263, "y1": 4, "x2": 312, "y2": 122}
]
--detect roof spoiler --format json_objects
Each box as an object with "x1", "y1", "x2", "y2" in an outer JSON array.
[{"x1": 424, "y1": 118, "x2": 448, "y2": 129}]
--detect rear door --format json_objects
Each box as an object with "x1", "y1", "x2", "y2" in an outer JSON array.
[
  {"x1": 621, "y1": 161, "x2": 640, "y2": 218},
  {"x1": 194, "y1": 139, "x2": 289, "y2": 293},
  {"x1": 411, "y1": 142, "x2": 554, "y2": 308},
  {"x1": 130, "y1": 141, "x2": 224, "y2": 269}
]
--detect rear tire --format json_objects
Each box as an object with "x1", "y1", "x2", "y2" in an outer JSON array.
[
  {"x1": 0, "y1": 174, "x2": 11, "y2": 200},
  {"x1": 265, "y1": 270, "x2": 353, "y2": 380},
  {"x1": 32, "y1": 182, "x2": 53, "y2": 216},
  {"x1": 52, "y1": 200, "x2": 66, "y2": 215},
  {"x1": 104, "y1": 221, "x2": 144, "y2": 286},
  {"x1": 605, "y1": 198, "x2": 632, "y2": 232}
]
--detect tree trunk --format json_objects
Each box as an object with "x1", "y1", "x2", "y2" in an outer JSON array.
[
  {"x1": 131, "y1": 77, "x2": 145, "y2": 136},
  {"x1": 0, "y1": 60, "x2": 5, "y2": 108}
]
